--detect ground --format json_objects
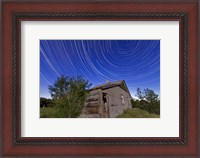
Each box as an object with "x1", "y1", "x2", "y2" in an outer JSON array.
[
  {"x1": 40, "y1": 107, "x2": 159, "y2": 118},
  {"x1": 40, "y1": 107, "x2": 58, "y2": 118},
  {"x1": 116, "y1": 108, "x2": 160, "y2": 118}
]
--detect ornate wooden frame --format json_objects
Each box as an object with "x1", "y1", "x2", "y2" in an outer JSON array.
[{"x1": 1, "y1": 0, "x2": 199, "y2": 157}]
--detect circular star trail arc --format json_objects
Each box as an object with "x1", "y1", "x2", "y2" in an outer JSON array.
[{"x1": 40, "y1": 40, "x2": 160, "y2": 98}]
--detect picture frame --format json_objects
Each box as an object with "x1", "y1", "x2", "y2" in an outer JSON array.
[{"x1": 1, "y1": 0, "x2": 199, "y2": 157}]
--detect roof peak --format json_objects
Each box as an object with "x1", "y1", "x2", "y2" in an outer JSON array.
[
  {"x1": 92, "y1": 80, "x2": 124, "y2": 88},
  {"x1": 90, "y1": 80, "x2": 131, "y2": 97}
]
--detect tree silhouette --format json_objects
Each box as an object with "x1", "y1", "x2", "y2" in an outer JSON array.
[
  {"x1": 133, "y1": 88, "x2": 160, "y2": 115},
  {"x1": 48, "y1": 75, "x2": 91, "y2": 118}
]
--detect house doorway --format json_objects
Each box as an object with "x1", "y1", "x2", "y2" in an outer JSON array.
[{"x1": 102, "y1": 92, "x2": 109, "y2": 117}]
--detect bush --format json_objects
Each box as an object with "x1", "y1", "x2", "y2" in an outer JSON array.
[
  {"x1": 48, "y1": 75, "x2": 91, "y2": 118},
  {"x1": 131, "y1": 88, "x2": 160, "y2": 115},
  {"x1": 40, "y1": 98, "x2": 55, "y2": 108}
]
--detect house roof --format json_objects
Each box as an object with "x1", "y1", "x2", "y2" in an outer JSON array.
[{"x1": 90, "y1": 80, "x2": 131, "y2": 97}]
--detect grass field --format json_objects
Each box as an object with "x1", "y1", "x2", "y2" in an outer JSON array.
[
  {"x1": 116, "y1": 108, "x2": 160, "y2": 118},
  {"x1": 40, "y1": 107, "x2": 160, "y2": 118},
  {"x1": 40, "y1": 107, "x2": 59, "y2": 118}
]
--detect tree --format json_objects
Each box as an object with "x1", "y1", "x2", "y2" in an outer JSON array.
[
  {"x1": 134, "y1": 88, "x2": 160, "y2": 115},
  {"x1": 135, "y1": 88, "x2": 159, "y2": 102},
  {"x1": 40, "y1": 98, "x2": 55, "y2": 108},
  {"x1": 48, "y1": 75, "x2": 91, "y2": 118},
  {"x1": 143, "y1": 88, "x2": 159, "y2": 102},
  {"x1": 135, "y1": 88, "x2": 144, "y2": 100},
  {"x1": 40, "y1": 97, "x2": 48, "y2": 108},
  {"x1": 48, "y1": 75, "x2": 70, "y2": 100}
]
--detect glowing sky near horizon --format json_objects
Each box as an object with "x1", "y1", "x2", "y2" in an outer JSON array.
[{"x1": 40, "y1": 40, "x2": 160, "y2": 98}]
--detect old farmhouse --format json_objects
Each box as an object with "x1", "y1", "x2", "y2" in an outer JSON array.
[{"x1": 79, "y1": 80, "x2": 132, "y2": 118}]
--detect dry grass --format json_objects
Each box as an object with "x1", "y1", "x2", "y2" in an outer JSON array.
[
  {"x1": 40, "y1": 107, "x2": 59, "y2": 118},
  {"x1": 116, "y1": 108, "x2": 160, "y2": 118}
]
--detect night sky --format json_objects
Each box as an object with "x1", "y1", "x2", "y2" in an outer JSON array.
[{"x1": 40, "y1": 40, "x2": 160, "y2": 98}]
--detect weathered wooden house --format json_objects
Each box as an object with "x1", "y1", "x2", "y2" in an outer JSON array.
[{"x1": 79, "y1": 80, "x2": 132, "y2": 118}]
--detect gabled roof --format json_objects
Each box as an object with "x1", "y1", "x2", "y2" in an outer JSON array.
[{"x1": 90, "y1": 80, "x2": 131, "y2": 97}]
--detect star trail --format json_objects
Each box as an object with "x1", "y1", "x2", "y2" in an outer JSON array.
[{"x1": 40, "y1": 40, "x2": 160, "y2": 98}]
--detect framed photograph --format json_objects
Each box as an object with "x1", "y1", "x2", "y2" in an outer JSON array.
[
  {"x1": 1, "y1": 0, "x2": 199, "y2": 157},
  {"x1": 39, "y1": 39, "x2": 160, "y2": 119}
]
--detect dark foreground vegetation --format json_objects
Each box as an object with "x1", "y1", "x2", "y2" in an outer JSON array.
[
  {"x1": 40, "y1": 75, "x2": 160, "y2": 118},
  {"x1": 40, "y1": 75, "x2": 91, "y2": 118},
  {"x1": 131, "y1": 88, "x2": 160, "y2": 115}
]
